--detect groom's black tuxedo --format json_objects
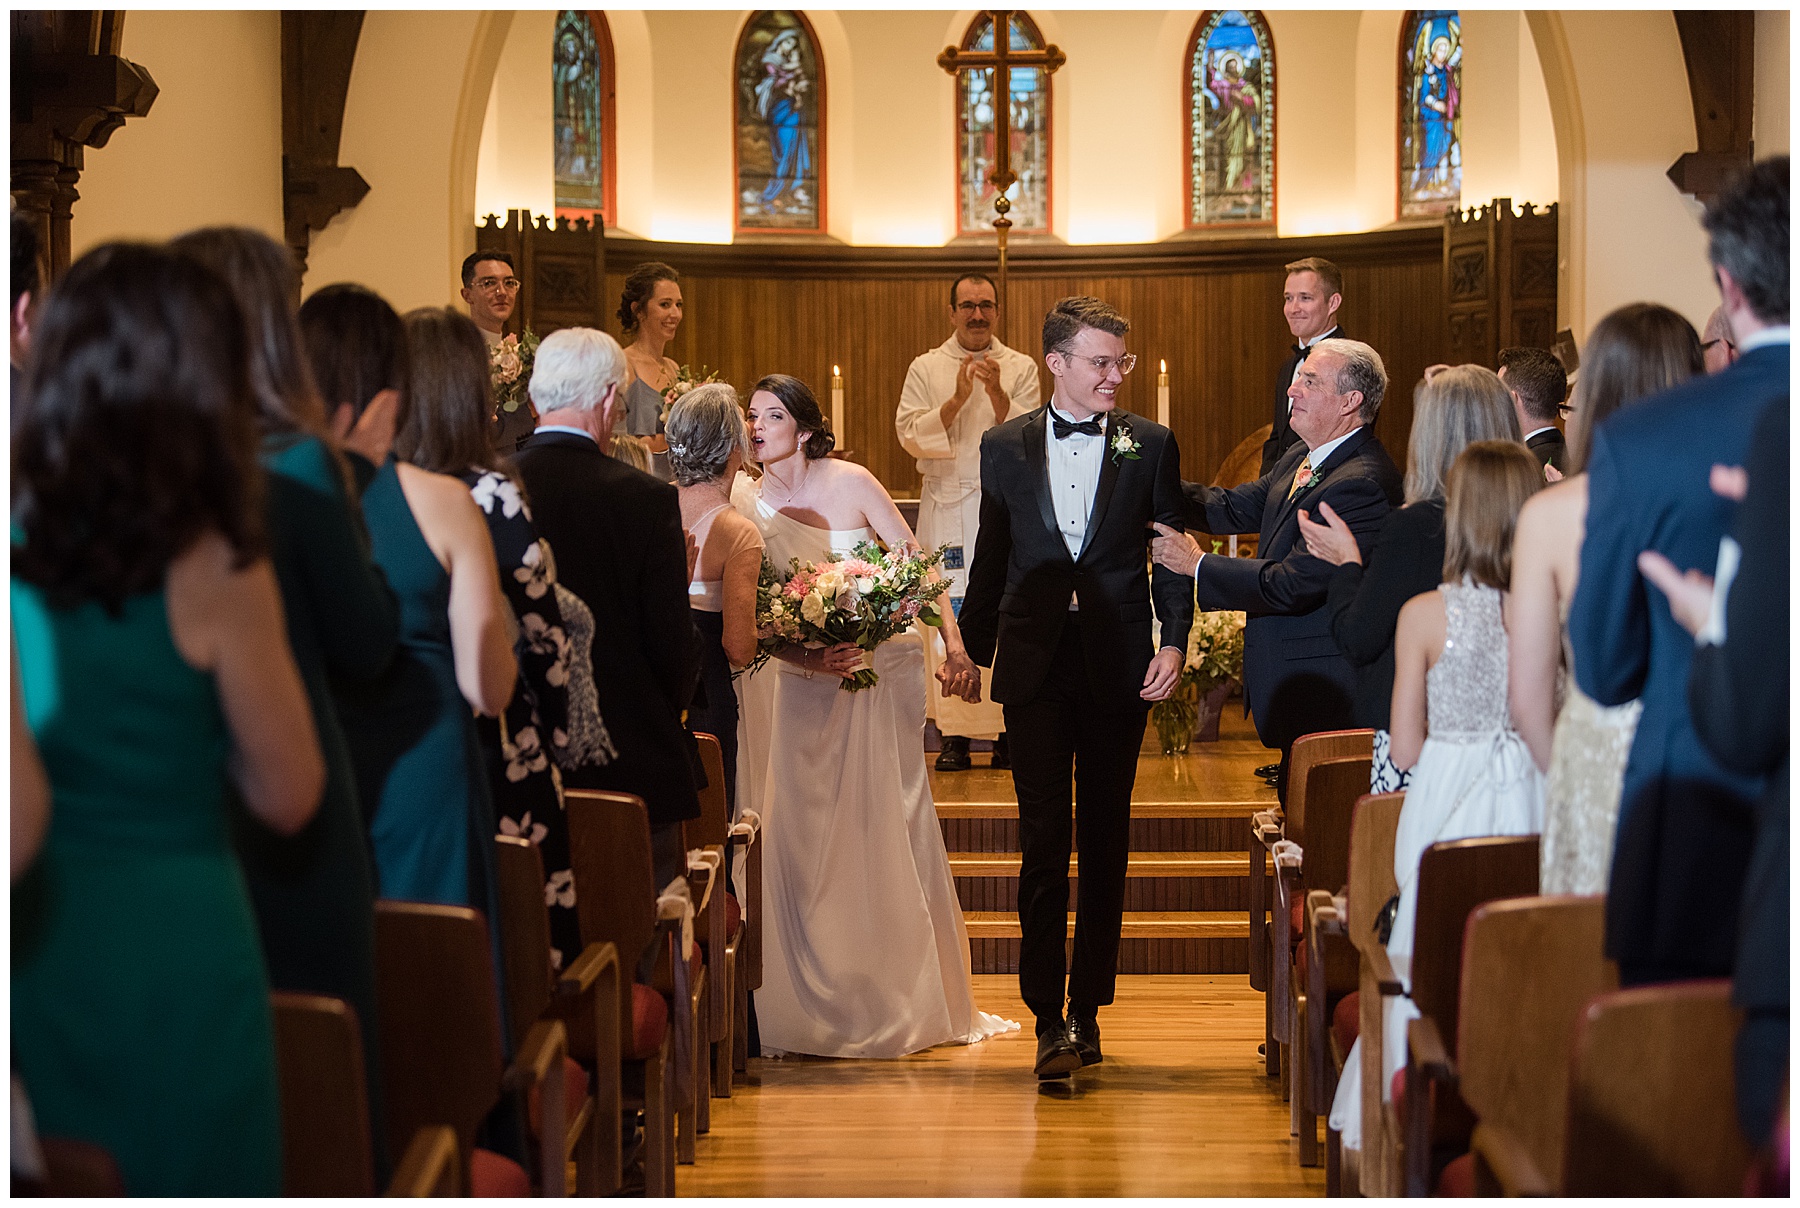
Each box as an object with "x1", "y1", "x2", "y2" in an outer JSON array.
[{"x1": 962, "y1": 406, "x2": 1193, "y2": 1027}]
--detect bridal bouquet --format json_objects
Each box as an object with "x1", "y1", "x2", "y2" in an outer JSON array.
[
  {"x1": 490, "y1": 329, "x2": 540, "y2": 414},
  {"x1": 750, "y1": 540, "x2": 948, "y2": 691},
  {"x1": 659, "y1": 364, "x2": 726, "y2": 422}
]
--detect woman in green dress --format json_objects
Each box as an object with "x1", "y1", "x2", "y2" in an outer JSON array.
[
  {"x1": 12, "y1": 242, "x2": 324, "y2": 1195},
  {"x1": 171, "y1": 226, "x2": 402, "y2": 1179}
]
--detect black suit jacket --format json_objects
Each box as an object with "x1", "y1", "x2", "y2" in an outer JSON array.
[
  {"x1": 1323, "y1": 498, "x2": 1447, "y2": 731},
  {"x1": 1258, "y1": 325, "x2": 1342, "y2": 477},
  {"x1": 1688, "y1": 395, "x2": 1788, "y2": 1012},
  {"x1": 1525, "y1": 426, "x2": 1566, "y2": 474},
  {"x1": 961, "y1": 408, "x2": 1194, "y2": 709},
  {"x1": 1184, "y1": 426, "x2": 1401, "y2": 751},
  {"x1": 509, "y1": 430, "x2": 702, "y2": 824}
]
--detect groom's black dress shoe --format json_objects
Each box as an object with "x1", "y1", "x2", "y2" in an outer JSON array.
[
  {"x1": 1254, "y1": 763, "x2": 1280, "y2": 778},
  {"x1": 1065, "y1": 1015, "x2": 1102, "y2": 1066},
  {"x1": 990, "y1": 732, "x2": 1011, "y2": 770},
  {"x1": 935, "y1": 735, "x2": 972, "y2": 771},
  {"x1": 1034, "y1": 1027, "x2": 1081, "y2": 1079}
]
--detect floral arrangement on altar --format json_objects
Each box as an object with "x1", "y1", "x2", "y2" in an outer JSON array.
[
  {"x1": 489, "y1": 329, "x2": 540, "y2": 415},
  {"x1": 1150, "y1": 609, "x2": 1247, "y2": 754},
  {"x1": 749, "y1": 541, "x2": 948, "y2": 691},
  {"x1": 659, "y1": 364, "x2": 726, "y2": 421}
]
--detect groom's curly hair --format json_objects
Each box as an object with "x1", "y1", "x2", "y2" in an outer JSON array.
[{"x1": 1042, "y1": 296, "x2": 1129, "y2": 359}]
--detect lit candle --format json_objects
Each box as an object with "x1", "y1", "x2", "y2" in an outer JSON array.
[
  {"x1": 831, "y1": 364, "x2": 845, "y2": 448},
  {"x1": 1156, "y1": 359, "x2": 1170, "y2": 428}
]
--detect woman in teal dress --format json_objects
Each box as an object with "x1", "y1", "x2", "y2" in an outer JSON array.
[
  {"x1": 299, "y1": 284, "x2": 518, "y2": 915},
  {"x1": 12, "y1": 242, "x2": 325, "y2": 1195}
]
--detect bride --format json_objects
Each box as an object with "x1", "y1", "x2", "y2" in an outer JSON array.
[{"x1": 732, "y1": 373, "x2": 1018, "y2": 1058}]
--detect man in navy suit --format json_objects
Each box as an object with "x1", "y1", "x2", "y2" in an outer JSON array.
[
  {"x1": 1568, "y1": 154, "x2": 1788, "y2": 987},
  {"x1": 1153, "y1": 338, "x2": 1402, "y2": 790}
]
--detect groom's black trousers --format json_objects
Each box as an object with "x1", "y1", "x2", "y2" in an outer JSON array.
[{"x1": 1003, "y1": 622, "x2": 1147, "y2": 1025}]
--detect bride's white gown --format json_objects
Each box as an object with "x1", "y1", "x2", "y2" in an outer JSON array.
[{"x1": 733, "y1": 481, "x2": 1017, "y2": 1058}]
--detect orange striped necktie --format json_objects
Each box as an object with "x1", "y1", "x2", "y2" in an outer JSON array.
[{"x1": 1286, "y1": 455, "x2": 1316, "y2": 501}]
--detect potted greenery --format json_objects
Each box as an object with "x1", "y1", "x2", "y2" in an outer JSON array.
[{"x1": 1150, "y1": 609, "x2": 1246, "y2": 754}]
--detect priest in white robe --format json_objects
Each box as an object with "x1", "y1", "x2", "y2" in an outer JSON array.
[{"x1": 895, "y1": 272, "x2": 1039, "y2": 770}]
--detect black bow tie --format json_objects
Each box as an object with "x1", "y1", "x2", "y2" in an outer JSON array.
[{"x1": 1052, "y1": 415, "x2": 1104, "y2": 440}]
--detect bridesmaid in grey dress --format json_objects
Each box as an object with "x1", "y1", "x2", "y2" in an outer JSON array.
[
  {"x1": 616, "y1": 261, "x2": 686, "y2": 482},
  {"x1": 1508, "y1": 303, "x2": 1702, "y2": 894}
]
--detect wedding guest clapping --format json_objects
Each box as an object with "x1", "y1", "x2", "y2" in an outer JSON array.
[
  {"x1": 668, "y1": 382, "x2": 765, "y2": 811},
  {"x1": 13, "y1": 243, "x2": 323, "y2": 1194},
  {"x1": 1509, "y1": 303, "x2": 1700, "y2": 895},
  {"x1": 398, "y1": 305, "x2": 612, "y2": 970},
  {"x1": 172, "y1": 228, "x2": 401, "y2": 1169},
  {"x1": 1300, "y1": 365, "x2": 1518, "y2": 788},
  {"x1": 299, "y1": 284, "x2": 517, "y2": 918}
]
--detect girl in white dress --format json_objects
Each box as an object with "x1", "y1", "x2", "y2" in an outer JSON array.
[
  {"x1": 732, "y1": 374, "x2": 1018, "y2": 1058},
  {"x1": 1330, "y1": 440, "x2": 1547, "y2": 1152}
]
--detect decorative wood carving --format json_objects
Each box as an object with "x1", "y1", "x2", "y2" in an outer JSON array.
[
  {"x1": 282, "y1": 13, "x2": 368, "y2": 284},
  {"x1": 1667, "y1": 11, "x2": 1756, "y2": 204},
  {"x1": 11, "y1": 11, "x2": 158, "y2": 280},
  {"x1": 1441, "y1": 198, "x2": 1559, "y2": 369},
  {"x1": 475, "y1": 209, "x2": 607, "y2": 339}
]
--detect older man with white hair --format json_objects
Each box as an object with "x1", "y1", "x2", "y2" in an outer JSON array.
[
  {"x1": 1151, "y1": 337, "x2": 1402, "y2": 796},
  {"x1": 511, "y1": 327, "x2": 702, "y2": 885}
]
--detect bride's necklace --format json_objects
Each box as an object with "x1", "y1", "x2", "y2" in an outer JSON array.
[{"x1": 761, "y1": 458, "x2": 814, "y2": 510}]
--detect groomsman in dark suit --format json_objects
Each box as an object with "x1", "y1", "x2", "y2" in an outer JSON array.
[
  {"x1": 1497, "y1": 345, "x2": 1569, "y2": 474},
  {"x1": 510, "y1": 327, "x2": 701, "y2": 887},
  {"x1": 1153, "y1": 339, "x2": 1402, "y2": 791},
  {"x1": 1568, "y1": 154, "x2": 1788, "y2": 987},
  {"x1": 961, "y1": 296, "x2": 1194, "y2": 1080},
  {"x1": 1259, "y1": 256, "x2": 1346, "y2": 477}
]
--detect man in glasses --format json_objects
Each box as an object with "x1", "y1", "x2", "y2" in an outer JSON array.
[
  {"x1": 458, "y1": 250, "x2": 520, "y2": 347},
  {"x1": 897, "y1": 272, "x2": 1040, "y2": 771}
]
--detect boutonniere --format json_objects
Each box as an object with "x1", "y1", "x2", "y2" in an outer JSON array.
[{"x1": 1109, "y1": 424, "x2": 1143, "y2": 465}]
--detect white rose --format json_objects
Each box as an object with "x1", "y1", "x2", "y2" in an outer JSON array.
[
  {"x1": 855, "y1": 576, "x2": 875, "y2": 595},
  {"x1": 801, "y1": 592, "x2": 828, "y2": 626}
]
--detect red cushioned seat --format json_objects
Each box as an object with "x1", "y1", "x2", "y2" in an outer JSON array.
[
  {"x1": 471, "y1": 1146, "x2": 531, "y2": 1197},
  {"x1": 1391, "y1": 1067, "x2": 1407, "y2": 1117},
  {"x1": 1290, "y1": 897, "x2": 1304, "y2": 938},
  {"x1": 631, "y1": 981, "x2": 669, "y2": 1058},
  {"x1": 1435, "y1": 1152, "x2": 1476, "y2": 1196},
  {"x1": 726, "y1": 892, "x2": 742, "y2": 940},
  {"x1": 1332, "y1": 991, "x2": 1360, "y2": 1055},
  {"x1": 527, "y1": 1055, "x2": 590, "y2": 1135}
]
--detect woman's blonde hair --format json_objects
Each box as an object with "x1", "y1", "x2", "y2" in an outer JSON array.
[
  {"x1": 609, "y1": 433, "x2": 652, "y2": 473},
  {"x1": 1404, "y1": 365, "x2": 1521, "y2": 504},
  {"x1": 1442, "y1": 440, "x2": 1544, "y2": 589}
]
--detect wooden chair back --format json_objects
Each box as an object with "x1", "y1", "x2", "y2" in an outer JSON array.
[
  {"x1": 1212, "y1": 423, "x2": 1271, "y2": 489},
  {"x1": 1346, "y1": 792, "x2": 1406, "y2": 958},
  {"x1": 494, "y1": 836, "x2": 557, "y2": 1054},
  {"x1": 690, "y1": 732, "x2": 730, "y2": 849},
  {"x1": 372, "y1": 901, "x2": 506, "y2": 1168},
  {"x1": 271, "y1": 991, "x2": 376, "y2": 1196},
  {"x1": 1297, "y1": 756, "x2": 1370, "y2": 899},
  {"x1": 1286, "y1": 730, "x2": 1375, "y2": 845},
  {"x1": 566, "y1": 788, "x2": 657, "y2": 1024},
  {"x1": 1408, "y1": 835, "x2": 1539, "y2": 1053},
  {"x1": 1459, "y1": 895, "x2": 1615, "y2": 1188},
  {"x1": 1562, "y1": 980, "x2": 1751, "y2": 1196}
]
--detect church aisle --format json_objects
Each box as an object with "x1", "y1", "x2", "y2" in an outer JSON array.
[{"x1": 682, "y1": 974, "x2": 1324, "y2": 1197}]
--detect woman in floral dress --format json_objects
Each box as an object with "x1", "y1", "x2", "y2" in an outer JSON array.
[{"x1": 398, "y1": 307, "x2": 614, "y2": 968}]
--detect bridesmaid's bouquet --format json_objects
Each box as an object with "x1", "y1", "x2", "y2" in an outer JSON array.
[
  {"x1": 749, "y1": 540, "x2": 949, "y2": 691},
  {"x1": 659, "y1": 364, "x2": 726, "y2": 422},
  {"x1": 490, "y1": 329, "x2": 540, "y2": 414}
]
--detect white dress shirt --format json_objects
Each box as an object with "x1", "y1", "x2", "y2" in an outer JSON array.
[
  {"x1": 1045, "y1": 403, "x2": 1106, "y2": 561},
  {"x1": 1523, "y1": 425, "x2": 1559, "y2": 443},
  {"x1": 535, "y1": 424, "x2": 598, "y2": 444}
]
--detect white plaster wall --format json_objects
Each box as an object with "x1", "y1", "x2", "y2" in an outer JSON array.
[
  {"x1": 839, "y1": 10, "x2": 956, "y2": 245},
  {"x1": 475, "y1": 10, "x2": 556, "y2": 223},
  {"x1": 1756, "y1": 9, "x2": 1790, "y2": 156},
  {"x1": 74, "y1": 10, "x2": 284, "y2": 256},
  {"x1": 1268, "y1": 9, "x2": 1365, "y2": 236}
]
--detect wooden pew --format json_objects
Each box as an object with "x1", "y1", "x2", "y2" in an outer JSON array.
[
  {"x1": 1377, "y1": 835, "x2": 1538, "y2": 1195},
  {"x1": 372, "y1": 902, "x2": 569, "y2": 1196},
  {"x1": 493, "y1": 835, "x2": 624, "y2": 1195},
  {"x1": 1441, "y1": 895, "x2": 1618, "y2": 1195},
  {"x1": 690, "y1": 732, "x2": 747, "y2": 1099},
  {"x1": 565, "y1": 788, "x2": 679, "y2": 1195}
]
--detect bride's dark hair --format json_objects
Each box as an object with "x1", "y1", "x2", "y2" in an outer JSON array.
[{"x1": 752, "y1": 373, "x2": 835, "y2": 460}]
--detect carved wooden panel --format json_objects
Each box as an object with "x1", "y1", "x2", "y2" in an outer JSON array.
[
  {"x1": 1441, "y1": 197, "x2": 1560, "y2": 369},
  {"x1": 1448, "y1": 249, "x2": 1487, "y2": 301}
]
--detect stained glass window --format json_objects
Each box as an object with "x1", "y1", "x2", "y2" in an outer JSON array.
[
  {"x1": 553, "y1": 11, "x2": 614, "y2": 223},
  {"x1": 1399, "y1": 10, "x2": 1462, "y2": 220},
  {"x1": 735, "y1": 12, "x2": 824, "y2": 232},
  {"x1": 1187, "y1": 11, "x2": 1275, "y2": 227},
  {"x1": 956, "y1": 12, "x2": 1050, "y2": 236}
]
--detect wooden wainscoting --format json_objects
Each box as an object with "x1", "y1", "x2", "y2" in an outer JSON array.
[{"x1": 597, "y1": 227, "x2": 1443, "y2": 496}]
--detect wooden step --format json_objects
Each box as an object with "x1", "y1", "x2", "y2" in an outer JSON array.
[
  {"x1": 963, "y1": 911, "x2": 1248, "y2": 940},
  {"x1": 947, "y1": 851, "x2": 1271, "y2": 878},
  {"x1": 935, "y1": 798, "x2": 1268, "y2": 820}
]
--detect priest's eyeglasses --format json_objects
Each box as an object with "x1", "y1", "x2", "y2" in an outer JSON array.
[
  {"x1": 474, "y1": 276, "x2": 522, "y2": 294},
  {"x1": 954, "y1": 300, "x2": 998, "y2": 314},
  {"x1": 1065, "y1": 352, "x2": 1137, "y2": 375}
]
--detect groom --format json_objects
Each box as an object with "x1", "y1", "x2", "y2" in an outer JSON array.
[{"x1": 961, "y1": 296, "x2": 1193, "y2": 1079}]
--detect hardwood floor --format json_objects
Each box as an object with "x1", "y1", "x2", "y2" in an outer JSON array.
[{"x1": 680, "y1": 974, "x2": 1325, "y2": 1197}]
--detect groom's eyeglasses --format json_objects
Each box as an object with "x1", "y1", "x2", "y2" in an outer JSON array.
[{"x1": 1064, "y1": 353, "x2": 1138, "y2": 376}]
